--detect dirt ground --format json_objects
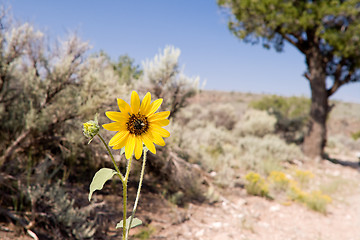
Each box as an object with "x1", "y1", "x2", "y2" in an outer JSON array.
[
  {"x1": 1, "y1": 155, "x2": 359, "y2": 240},
  {"x1": 138, "y1": 158, "x2": 360, "y2": 240}
]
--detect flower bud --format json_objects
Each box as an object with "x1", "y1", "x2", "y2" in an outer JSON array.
[{"x1": 83, "y1": 115, "x2": 100, "y2": 143}]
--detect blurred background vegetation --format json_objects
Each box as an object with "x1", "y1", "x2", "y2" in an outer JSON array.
[{"x1": 1, "y1": 5, "x2": 360, "y2": 240}]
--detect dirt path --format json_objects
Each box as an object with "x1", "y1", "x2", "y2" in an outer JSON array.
[{"x1": 149, "y1": 161, "x2": 360, "y2": 240}]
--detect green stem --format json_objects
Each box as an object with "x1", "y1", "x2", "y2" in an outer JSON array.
[
  {"x1": 123, "y1": 155, "x2": 133, "y2": 240},
  {"x1": 122, "y1": 180, "x2": 127, "y2": 239},
  {"x1": 126, "y1": 149, "x2": 147, "y2": 238},
  {"x1": 98, "y1": 134, "x2": 124, "y2": 182}
]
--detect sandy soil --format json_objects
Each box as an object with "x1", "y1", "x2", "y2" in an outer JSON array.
[
  {"x1": 1, "y1": 157, "x2": 359, "y2": 240},
  {"x1": 144, "y1": 159, "x2": 360, "y2": 240}
]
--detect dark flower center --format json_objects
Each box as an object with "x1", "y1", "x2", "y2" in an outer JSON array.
[{"x1": 127, "y1": 113, "x2": 149, "y2": 135}]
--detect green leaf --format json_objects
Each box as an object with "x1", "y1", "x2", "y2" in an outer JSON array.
[
  {"x1": 116, "y1": 217, "x2": 142, "y2": 229},
  {"x1": 88, "y1": 168, "x2": 117, "y2": 201}
]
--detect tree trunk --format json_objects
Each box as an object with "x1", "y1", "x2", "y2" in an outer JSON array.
[{"x1": 303, "y1": 49, "x2": 328, "y2": 159}]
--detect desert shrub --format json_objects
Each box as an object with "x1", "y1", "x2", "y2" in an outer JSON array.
[
  {"x1": 176, "y1": 102, "x2": 240, "y2": 131},
  {"x1": 351, "y1": 130, "x2": 360, "y2": 140},
  {"x1": 0, "y1": 12, "x2": 127, "y2": 238},
  {"x1": 244, "y1": 172, "x2": 269, "y2": 197},
  {"x1": 293, "y1": 169, "x2": 314, "y2": 188},
  {"x1": 246, "y1": 168, "x2": 332, "y2": 214},
  {"x1": 268, "y1": 171, "x2": 290, "y2": 192},
  {"x1": 288, "y1": 179, "x2": 331, "y2": 214},
  {"x1": 327, "y1": 134, "x2": 360, "y2": 152},
  {"x1": 139, "y1": 45, "x2": 201, "y2": 119},
  {"x1": 28, "y1": 182, "x2": 97, "y2": 239},
  {"x1": 250, "y1": 95, "x2": 310, "y2": 143},
  {"x1": 168, "y1": 119, "x2": 239, "y2": 187},
  {"x1": 236, "y1": 135, "x2": 303, "y2": 175},
  {"x1": 288, "y1": 181, "x2": 307, "y2": 202},
  {"x1": 234, "y1": 109, "x2": 276, "y2": 137},
  {"x1": 303, "y1": 191, "x2": 332, "y2": 214},
  {"x1": 170, "y1": 115, "x2": 303, "y2": 185},
  {"x1": 208, "y1": 104, "x2": 238, "y2": 130},
  {"x1": 0, "y1": 20, "x2": 124, "y2": 166}
]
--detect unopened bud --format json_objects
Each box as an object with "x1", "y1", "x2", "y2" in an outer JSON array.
[{"x1": 83, "y1": 114, "x2": 100, "y2": 143}]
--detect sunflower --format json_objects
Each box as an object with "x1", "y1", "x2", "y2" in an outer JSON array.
[{"x1": 103, "y1": 91, "x2": 170, "y2": 159}]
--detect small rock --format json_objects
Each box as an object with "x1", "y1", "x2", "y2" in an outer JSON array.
[
  {"x1": 212, "y1": 222, "x2": 222, "y2": 228},
  {"x1": 269, "y1": 204, "x2": 281, "y2": 212},
  {"x1": 259, "y1": 221, "x2": 269, "y2": 228},
  {"x1": 237, "y1": 198, "x2": 247, "y2": 206},
  {"x1": 195, "y1": 229, "x2": 204, "y2": 237}
]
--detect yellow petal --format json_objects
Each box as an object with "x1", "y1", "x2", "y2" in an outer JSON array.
[
  {"x1": 102, "y1": 122, "x2": 124, "y2": 131},
  {"x1": 141, "y1": 133, "x2": 156, "y2": 154},
  {"x1": 146, "y1": 99, "x2": 163, "y2": 117},
  {"x1": 131, "y1": 91, "x2": 140, "y2": 114},
  {"x1": 140, "y1": 92, "x2": 151, "y2": 115},
  {"x1": 105, "y1": 111, "x2": 128, "y2": 122},
  {"x1": 125, "y1": 135, "x2": 136, "y2": 159},
  {"x1": 151, "y1": 119, "x2": 170, "y2": 127},
  {"x1": 109, "y1": 131, "x2": 129, "y2": 146},
  {"x1": 112, "y1": 132, "x2": 129, "y2": 149},
  {"x1": 134, "y1": 137, "x2": 143, "y2": 159},
  {"x1": 117, "y1": 98, "x2": 131, "y2": 113},
  {"x1": 151, "y1": 126, "x2": 170, "y2": 138},
  {"x1": 148, "y1": 111, "x2": 170, "y2": 122},
  {"x1": 152, "y1": 132, "x2": 166, "y2": 146}
]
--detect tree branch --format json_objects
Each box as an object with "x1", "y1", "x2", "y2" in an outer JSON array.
[
  {"x1": 282, "y1": 33, "x2": 307, "y2": 54},
  {"x1": 327, "y1": 58, "x2": 353, "y2": 97},
  {"x1": 0, "y1": 129, "x2": 31, "y2": 166},
  {"x1": 327, "y1": 73, "x2": 352, "y2": 97}
]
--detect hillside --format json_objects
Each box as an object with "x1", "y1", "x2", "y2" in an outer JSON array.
[{"x1": 1, "y1": 90, "x2": 360, "y2": 240}]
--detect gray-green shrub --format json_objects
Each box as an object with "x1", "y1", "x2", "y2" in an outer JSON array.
[
  {"x1": 234, "y1": 109, "x2": 276, "y2": 137},
  {"x1": 250, "y1": 95, "x2": 310, "y2": 143}
]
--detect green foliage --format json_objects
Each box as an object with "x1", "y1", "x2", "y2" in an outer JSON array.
[
  {"x1": 244, "y1": 172, "x2": 269, "y2": 197},
  {"x1": 351, "y1": 130, "x2": 360, "y2": 140},
  {"x1": 250, "y1": 95, "x2": 310, "y2": 119},
  {"x1": 250, "y1": 95, "x2": 310, "y2": 143},
  {"x1": 113, "y1": 54, "x2": 142, "y2": 85},
  {"x1": 116, "y1": 217, "x2": 143, "y2": 229},
  {"x1": 218, "y1": 0, "x2": 360, "y2": 60},
  {"x1": 88, "y1": 168, "x2": 117, "y2": 201}
]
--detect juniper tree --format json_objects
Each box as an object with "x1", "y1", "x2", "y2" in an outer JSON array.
[
  {"x1": 218, "y1": 0, "x2": 360, "y2": 158},
  {"x1": 113, "y1": 54, "x2": 142, "y2": 85}
]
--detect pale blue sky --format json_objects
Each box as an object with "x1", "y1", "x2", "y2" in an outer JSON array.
[{"x1": 9, "y1": 1, "x2": 360, "y2": 103}]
